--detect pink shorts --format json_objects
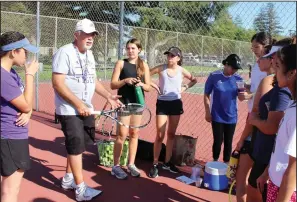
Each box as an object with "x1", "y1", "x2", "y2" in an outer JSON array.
[{"x1": 267, "y1": 180, "x2": 296, "y2": 202}]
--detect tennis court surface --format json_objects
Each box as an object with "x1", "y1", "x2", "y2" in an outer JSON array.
[{"x1": 19, "y1": 111, "x2": 236, "y2": 202}]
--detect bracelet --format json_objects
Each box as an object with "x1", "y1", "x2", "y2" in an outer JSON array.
[{"x1": 25, "y1": 73, "x2": 34, "y2": 77}]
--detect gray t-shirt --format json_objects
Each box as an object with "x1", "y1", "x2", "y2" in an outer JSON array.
[{"x1": 52, "y1": 43, "x2": 96, "y2": 115}]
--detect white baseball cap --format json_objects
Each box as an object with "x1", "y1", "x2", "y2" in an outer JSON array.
[
  {"x1": 262, "y1": 46, "x2": 283, "y2": 58},
  {"x1": 75, "y1": 18, "x2": 99, "y2": 35}
]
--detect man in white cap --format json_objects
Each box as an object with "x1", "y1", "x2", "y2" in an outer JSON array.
[{"x1": 52, "y1": 18, "x2": 122, "y2": 201}]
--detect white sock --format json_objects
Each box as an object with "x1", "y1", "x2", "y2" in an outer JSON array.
[
  {"x1": 76, "y1": 182, "x2": 86, "y2": 193},
  {"x1": 64, "y1": 173, "x2": 74, "y2": 180}
]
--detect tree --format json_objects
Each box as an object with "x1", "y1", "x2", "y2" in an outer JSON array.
[
  {"x1": 1, "y1": 2, "x2": 37, "y2": 44},
  {"x1": 254, "y1": 7, "x2": 267, "y2": 32},
  {"x1": 126, "y1": 2, "x2": 234, "y2": 66},
  {"x1": 266, "y1": 3, "x2": 283, "y2": 36},
  {"x1": 254, "y1": 3, "x2": 282, "y2": 36},
  {"x1": 234, "y1": 15, "x2": 243, "y2": 27},
  {"x1": 1, "y1": 2, "x2": 252, "y2": 66}
]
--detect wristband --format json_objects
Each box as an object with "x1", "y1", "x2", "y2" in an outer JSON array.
[{"x1": 25, "y1": 73, "x2": 34, "y2": 77}]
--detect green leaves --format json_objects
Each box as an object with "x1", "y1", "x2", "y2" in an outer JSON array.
[{"x1": 253, "y1": 3, "x2": 283, "y2": 37}]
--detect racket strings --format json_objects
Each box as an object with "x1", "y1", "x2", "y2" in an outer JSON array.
[
  {"x1": 95, "y1": 103, "x2": 117, "y2": 137},
  {"x1": 95, "y1": 103, "x2": 152, "y2": 129}
]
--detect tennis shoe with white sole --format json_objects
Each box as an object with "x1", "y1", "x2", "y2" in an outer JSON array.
[
  {"x1": 111, "y1": 165, "x2": 128, "y2": 179},
  {"x1": 61, "y1": 176, "x2": 76, "y2": 190},
  {"x1": 75, "y1": 184, "x2": 102, "y2": 201},
  {"x1": 162, "y1": 161, "x2": 180, "y2": 173},
  {"x1": 148, "y1": 164, "x2": 159, "y2": 178},
  {"x1": 127, "y1": 164, "x2": 141, "y2": 177}
]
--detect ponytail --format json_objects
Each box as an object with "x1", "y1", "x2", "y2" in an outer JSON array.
[{"x1": 136, "y1": 57, "x2": 145, "y2": 78}]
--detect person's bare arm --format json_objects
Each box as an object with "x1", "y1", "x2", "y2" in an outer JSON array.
[
  {"x1": 110, "y1": 60, "x2": 138, "y2": 90},
  {"x1": 150, "y1": 82, "x2": 161, "y2": 94},
  {"x1": 204, "y1": 94, "x2": 212, "y2": 122},
  {"x1": 150, "y1": 65, "x2": 161, "y2": 76},
  {"x1": 235, "y1": 122, "x2": 253, "y2": 151},
  {"x1": 135, "y1": 62, "x2": 151, "y2": 92},
  {"x1": 237, "y1": 78, "x2": 273, "y2": 148},
  {"x1": 181, "y1": 68, "x2": 197, "y2": 92},
  {"x1": 238, "y1": 90, "x2": 253, "y2": 101},
  {"x1": 11, "y1": 75, "x2": 35, "y2": 113},
  {"x1": 251, "y1": 76, "x2": 274, "y2": 113},
  {"x1": 10, "y1": 60, "x2": 39, "y2": 113},
  {"x1": 276, "y1": 156, "x2": 296, "y2": 202},
  {"x1": 150, "y1": 65, "x2": 162, "y2": 94},
  {"x1": 249, "y1": 111, "x2": 285, "y2": 134},
  {"x1": 110, "y1": 60, "x2": 125, "y2": 90},
  {"x1": 249, "y1": 76, "x2": 283, "y2": 134}
]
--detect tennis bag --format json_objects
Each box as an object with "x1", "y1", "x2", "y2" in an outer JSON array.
[
  {"x1": 171, "y1": 134, "x2": 197, "y2": 166},
  {"x1": 136, "y1": 139, "x2": 166, "y2": 162},
  {"x1": 97, "y1": 139, "x2": 129, "y2": 167}
]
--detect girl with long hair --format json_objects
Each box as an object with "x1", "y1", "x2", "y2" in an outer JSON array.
[{"x1": 110, "y1": 38, "x2": 151, "y2": 179}]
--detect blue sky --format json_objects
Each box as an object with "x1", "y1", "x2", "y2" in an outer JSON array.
[{"x1": 228, "y1": 2, "x2": 296, "y2": 36}]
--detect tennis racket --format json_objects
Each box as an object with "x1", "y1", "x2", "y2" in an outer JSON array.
[
  {"x1": 94, "y1": 101, "x2": 117, "y2": 137},
  {"x1": 92, "y1": 103, "x2": 152, "y2": 130}
]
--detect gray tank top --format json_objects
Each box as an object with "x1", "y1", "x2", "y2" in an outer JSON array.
[{"x1": 158, "y1": 64, "x2": 183, "y2": 101}]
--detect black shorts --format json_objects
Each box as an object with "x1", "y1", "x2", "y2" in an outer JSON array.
[
  {"x1": 240, "y1": 140, "x2": 251, "y2": 155},
  {"x1": 58, "y1": 115, "x2": 95, "y2": 155},
  {"x1": 156, "y1": 99, "x2": 184, "y2": 115},
  {"x1": 248, "y1": 162, "x2": 268, "y2": 188},
  {"x1": 1, "y1": 139, "x2": 31, "y2": 177}
]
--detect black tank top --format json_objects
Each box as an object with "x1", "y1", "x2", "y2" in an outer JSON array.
[{"x1": 118, "y1": 59, "x2": 144, "y2": 104}]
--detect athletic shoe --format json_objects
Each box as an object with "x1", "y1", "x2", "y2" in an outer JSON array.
[
  {"x1": 61, "y1": 176, "x2": 76, "y2": 190},
  {"x1": 75, "y1": 183, "x2": 102, "y2": 201},
  {"x1": 148, "y1": 164, "x2": 159, "y2": 178},
  {"x1": 111, "y1": 165, "x2": 128, "y2": 179},
  {"x1": 127, "y1": 164, "x2": 141, "y2": 177},
  {"x1": 162, "y1": 161, "x2": 179, "y2": 173}
]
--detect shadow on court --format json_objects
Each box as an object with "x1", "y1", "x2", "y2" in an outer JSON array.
[{"x1": 25, "y1": 112, "x2": 232, "y2": 202}]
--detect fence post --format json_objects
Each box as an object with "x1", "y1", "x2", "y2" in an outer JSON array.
[
  {"x1": 118, "y1": 1, "x2": 124, "y2": 60},
  {"x1": 144, "y1": 28, "x2": 148, "y2": 63},
  {"x1": 104, "y1": 23, "x2": 108, "y2": 80},
  {"x1": 54, "y1": 17, "x2": 58, "y2": 52},
  {"x1": 221, "y1": 39, "x2": 224, "y2": 61},
  {"x1": 238, "y1": 41, "x2": 241, "y2": 58},
  {"x1": 201, "y1": 36, "x2": 204, "y2": 60},
  {"x1": 35, "y1": 1, "x2": 40, "y2": 111}
]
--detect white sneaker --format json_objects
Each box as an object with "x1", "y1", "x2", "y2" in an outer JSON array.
[
  {"x1": 75, "y1": 184, "x2": 102, "y2": 201},
  {"x1": 61, "y1": 176, "x2": 76, "y2": 190},
  {"x1": 127, "y1": 164, "x2": 141, "y2": 177}
]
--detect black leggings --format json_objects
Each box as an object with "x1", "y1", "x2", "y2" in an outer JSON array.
[{"x1": 211, "y1": 121, "x2": 236, "y2": 162}]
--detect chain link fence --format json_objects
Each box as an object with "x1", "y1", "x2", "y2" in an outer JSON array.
[{"x1": 1, "y1": 1, "x2": 296, "y2": 162}]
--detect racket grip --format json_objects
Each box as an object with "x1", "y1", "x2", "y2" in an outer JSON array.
[
  {"x1": 135, "y1": 86, "x2": 145, "y2": 105},
  {"x1": 92, "y1": 110, "x2": 102, "y2": 115}
]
